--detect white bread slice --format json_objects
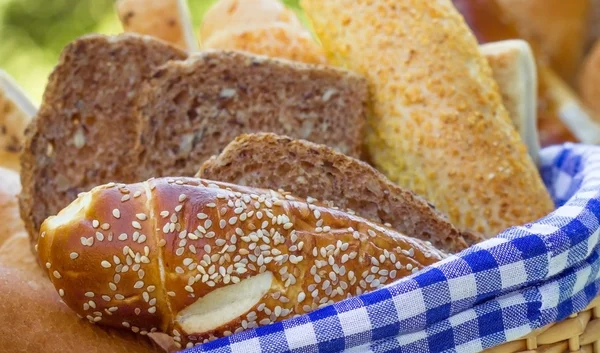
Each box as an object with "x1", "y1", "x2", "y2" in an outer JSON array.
[
  {"x1": 116, "y1": 0, "x2": 199, "y2": 52},
  {"x1": 481, "y1": 40, "x2": 540, "y2": 164},
  {"x1": 0, "y1": 70, "x2": 37, "y2": 171}
]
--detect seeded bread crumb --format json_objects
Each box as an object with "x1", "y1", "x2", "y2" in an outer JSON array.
[
  {"x1": 135, "y1": 50, "x2": 368, "y2": 178},
  {"x1": 198, "y1": 133, "x2": 482, "y2": 253},
  {"x1": 19, "y1": 34, "x2": 187, "y2": 245}
]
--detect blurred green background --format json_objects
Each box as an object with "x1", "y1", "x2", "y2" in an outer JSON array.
[{"x1": 0, "y1": 0, "x2": 302, "y2": 105}]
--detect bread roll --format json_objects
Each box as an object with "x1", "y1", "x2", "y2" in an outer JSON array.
[
  {"x1": 201, "y1": 0, "x2": 327, "y2": 65},
  {"x1": 451, "y1": 0, "x2": 591, "y2": 147},
  {"x1": 481, "y1": 40, "x2": 539, "y2": 163},
  {"x1": 495, "y1": 0, "x2": 589, "y2": 84},
  {"x1": 0, "y1": 70, "x2": 36, "y2": 171},
  {"x1": 116, "y1": 0, "x2": 198, "y2": 51},
  {"x1": 579, "y1": 40, "x2": 600, "y2": 117},
  {"x1": 301, "y1": 0, "x2": 554, "y2": 236},
  {"x1": 0, "y1": 265, "x2": 161, "y2": 353},
  {"x1": 38, "y1": 177, "x2": 445, "y2": 348},
  {"x1": 200, "y1": 0, "x2": 303, "y2": 41}
]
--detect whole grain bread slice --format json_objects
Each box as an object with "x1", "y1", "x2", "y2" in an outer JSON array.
[
  {"x1": 198, "y1": 133, "x2": 482, "y2": 253},
  {"x1": 135, "y1": 50, "x2": 368, "y2": 178},
  {"x1": 19, "y1": 33, "x2": 187, "y2": 244}
]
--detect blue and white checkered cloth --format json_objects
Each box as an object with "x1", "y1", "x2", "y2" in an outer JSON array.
[{"x1": 184, "y1": 143, "x2": 600, "y2": 353}]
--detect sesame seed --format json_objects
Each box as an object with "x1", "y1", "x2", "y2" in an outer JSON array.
[
  {"x1": 115, "y1": 294, "x2": 125, "y2": 300},
  {"x1": 136, "y1": 213, "x2": 147, "y2": 221},
  {"x1": 185, "y1": 286, "x2": 194, "y2": 292},
  {"x1": 134, "y1": 281, "x2": 144, "y2": 289},
  {"x1": 88, "y1": 301, "x2": 96, "y2": 309},
  {"x1": 283, "y1": 222, "x2": 293, "y2": 230},
  {"x1": 109, "y1": 282, "x2": 117, "y2": 291},
  {"x1": 179, "y1": 194, "x2": 187, "y2": 202},
  {"x1": 132, "y1": 221, "x2": 142, "y2": 229},
  {"x1": 100, "y1": 260, "x2": 111, "y2": 269},
  {"x1": 121, "y1": 195, "x2": 130, "y2": 202},
  {"x1": 229, "y1": 217, "x2": 238, "y2": 225},
  {"x1": 95, "y1": 232, "x2": 104, "y2": 241},
  {"x1": 148, "y1": 306, "x2": 157, "y2": 314},
  {"x1": 101, "y1": 223, "x2": 110, "y2": 230},
  {"x1": 207, "y1": 203, "x2": 216, "y2": 208},
  {"x1": 70, "y1": 252, "x2": 79, "y2": 260},
  {"x1": 52, "y1": 270, "x2": 61, "y2": 279},
  {"x1": 59, "y1": 289, "x2": 65, "y2": 297},
  {"x1": 175, "y1": 205, "x2": 183, "y2": 212}
]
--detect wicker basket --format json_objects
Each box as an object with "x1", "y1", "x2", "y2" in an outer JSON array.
[{"x1": 484, "y1": 297, "x2": 600, "y2": 353}]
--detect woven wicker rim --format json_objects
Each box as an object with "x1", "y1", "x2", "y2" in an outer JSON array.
[{"x1": 483, "y1": 296, "x2": 600, "y2": 353}]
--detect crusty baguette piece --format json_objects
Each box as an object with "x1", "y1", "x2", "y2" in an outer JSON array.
[
  {"x1": 481, "y1": 40, "x2": 540, "y2": 163},
  {"x1": 202, "y1": 23, "x2": 328, "y2": 65},
  {"x1": 0, "y1": 265, "x2": 162, "y2": 353},
  {"x1": 198, "y1": 133, "x2": 481, "y2": 253},
  {"x1": 579, "y1": 41, "x2": 600, "y2": 117},
  {"x1": 495, "y1": 0, "x2": 589, "y2": 84},
  {"x1": 19, "y1": 34, "x2": 187, "y2": 246},
  {"x1": 38, "y1": 177, "x2": 445, "y2": 348},
  {"x1": 135, "y1": 50, "x2": 368, "y2": 178},
  {"x1": 200, "y1": 0, "x2": 303, "y2": 42},
  {"x1": 0, "y1": 70, "x2": 37, "y2": 171},
  {"x1": 301, "y1": 0, "x2": 554, "y2": 237},
  {"x1": 116, "y1": 0, "x2": 199, "y2": 51},
  {"x1": 201, "y1": 0, "x2": 327, "y2": 65}
]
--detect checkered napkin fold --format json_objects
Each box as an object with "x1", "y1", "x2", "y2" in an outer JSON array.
[{"x1": 184, "y1": 143, "x2": 600, "y2": 353}]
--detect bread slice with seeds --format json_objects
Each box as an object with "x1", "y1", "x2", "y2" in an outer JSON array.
[
  {"x1": 19, "y1": 33, "x2": 187, "y2": 245},
  {"x1": 135, "y1": 50, "x2": 368, "y2": 178},
  {"x1": 198, "y1": 133, "x2": 481, "y2": 253}
]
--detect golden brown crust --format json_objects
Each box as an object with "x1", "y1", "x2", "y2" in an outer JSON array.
[
  {"x1": 38, "y1": 177, "x2": 444, "y2": 348},
  {"x1": 0, "y1": 167, "x2": 25, "y2": 247},
  {"x1": 495, "y1": 0, "x2": 589, "y2": 84},
  {"x1": 301, "y1": 0, "x2": 554, "y2": 237},
  {"x1": 0, "y1": 70, "x2": 36, "y2": 172},
  {"x1": 202, "y1": 24, "x2": 328, "y2": 65},
  {"x1": 19, "y1": 34, "x2": 187, "y2": 250},
  {"x1": 579, "y1": 41, "x2": 600, "y2": 117},
  {"x1": 200, "y1": 0, "x2": 303, "y2": 42},
  {"x1": 0, "y1": 265, "x2": 161, "y2": 353}
]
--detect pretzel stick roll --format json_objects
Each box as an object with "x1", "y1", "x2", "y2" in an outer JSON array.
[
  {"x1": 37, "y1": 177, "x2": 445, "y2": 349},
  {"x1": 201, "y1": 0, "x2": 327, "y2": 65},
  {"x1": 301, "y1": 0, "x2": 554, "y2": 237},
  {"x1": 116, "y1": 0, "x2": 198, "y2": 51}
]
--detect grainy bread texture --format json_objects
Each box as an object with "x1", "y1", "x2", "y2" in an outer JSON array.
[
  {"x1": 301, "y1": 0, "x2": 555, "y2": 237},
  {"x1": 0, "y1": 70, "x2": 37, "y2": 171},
  {"x1": 19, "y1": 34, "x2": 187, "y2": 245},
  {"x1": 136, "y1": 50, "x2": 368, "y2": 178},
  {"x1": 0, "y1": 265, "x2": 162, "y2": 353},
  {"x1": 0, "y1": 167, "x2": 25, "y2": 248},
  {"x1": 198, "y1": 133, "x2": 481, "y2": 253}
]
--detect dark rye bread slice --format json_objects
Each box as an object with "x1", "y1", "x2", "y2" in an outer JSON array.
[
  {"x1": 198, "y1": 133, "x2": 483, "y2": 253},
  {"x1": 20, "y1": 34, "x2": 187, "y2": 243},
  {"x1": 135, "y1": 50, "x2": 368, "y2": 178}
]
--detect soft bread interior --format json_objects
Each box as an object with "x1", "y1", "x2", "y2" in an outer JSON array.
[
  {"x1": 43, "y1": 191, "x2": 92, "y2": 231},
  {"x1": 481, "y1": 39, "x2": 540, "y2": 164},
  {"x1": 176, "y1": 271, "x2": 274, "y2": 334}
]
